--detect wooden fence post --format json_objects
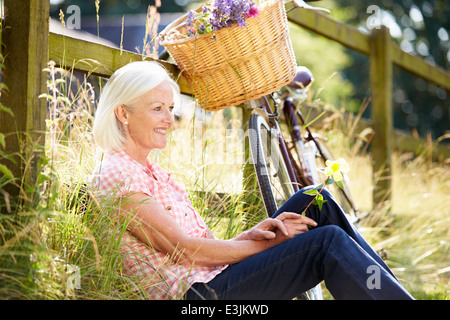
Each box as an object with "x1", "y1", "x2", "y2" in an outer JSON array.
[
  {"x1": 0, "y1": 0, "x2": 50, "y2": 201},
  {"x1": 369, "y1": 26, "x2": 393, "y2": 210}
]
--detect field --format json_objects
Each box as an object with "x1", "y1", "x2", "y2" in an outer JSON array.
[{"x1": 0, "y1": 66, "x2": 448, "y2": 300}]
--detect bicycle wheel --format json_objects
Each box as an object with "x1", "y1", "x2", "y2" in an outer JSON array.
[{"x1": 248, "y1": 113, "x2": 295, "y2": 217}]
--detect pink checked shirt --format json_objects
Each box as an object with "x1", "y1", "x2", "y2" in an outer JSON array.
[{"x1": 88, "y1": 151, "x2": 227, "y2": 299}]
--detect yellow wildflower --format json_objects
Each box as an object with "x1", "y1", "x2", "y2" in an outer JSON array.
[{"x1": 323, "y1": 158, "x2": 350, "y2": 181}]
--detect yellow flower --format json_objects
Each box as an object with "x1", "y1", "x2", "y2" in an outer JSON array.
[{"x1": 323, "y1": 158, "x2": 349, "y2": 181}]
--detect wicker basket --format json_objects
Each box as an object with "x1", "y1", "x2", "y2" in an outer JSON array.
[{"x1": 160, "y1": 0, "x2": 297, "y2": 111}]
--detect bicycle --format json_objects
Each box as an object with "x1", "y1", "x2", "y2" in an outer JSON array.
[
  {"x1": 244, "y1": 66, "x2": 359, "y2": 300},
  {"x1": 247, "y1": 66, "x2": 359, "y2": 223}
]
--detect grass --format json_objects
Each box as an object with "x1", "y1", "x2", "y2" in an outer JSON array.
[{"x1": 1, "y1": 61, "x2": 449, "y2": 300}]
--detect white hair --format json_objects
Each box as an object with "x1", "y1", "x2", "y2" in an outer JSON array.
[{"x1": 92, "y1": 61, "x2": 180, "y2": 153}]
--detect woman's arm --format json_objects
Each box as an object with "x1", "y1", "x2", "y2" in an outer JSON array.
[{"x1": 118, "y1": 192, "x2": 308, "y2": 267}]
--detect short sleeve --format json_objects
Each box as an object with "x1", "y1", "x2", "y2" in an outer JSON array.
[
  {"x1": 117, "y1": 167, "x2": 155, "y2": 197},
  {"x1": 88, "y1": 155, "x2": 155, "y2": 200}
]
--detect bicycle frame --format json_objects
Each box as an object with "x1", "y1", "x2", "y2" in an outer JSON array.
[{"x1": 282, "y1": 97, "x2": 316, "y2": 186}]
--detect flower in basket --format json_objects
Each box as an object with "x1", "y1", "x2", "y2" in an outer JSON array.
[{"x1": 185, "y1": 0, "x2": 261, "y2": 37}]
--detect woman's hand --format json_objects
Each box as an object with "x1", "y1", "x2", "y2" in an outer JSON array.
[
  {"x1": 243, "y1": 218, "x2": 290, "y2": 241},
  {"x1": 240, "y1": 212, "x2": 317, "y2": 243},
  {"x1": 274, "y1": 212, "x2": 318, "y2": 241}
]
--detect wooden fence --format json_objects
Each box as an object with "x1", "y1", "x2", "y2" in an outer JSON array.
[{"x1": 1, "y1": 0, "x2": 449, "y2": 209}]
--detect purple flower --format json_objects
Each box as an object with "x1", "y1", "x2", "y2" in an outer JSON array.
[
  {"x1": 185, "y1": 0, "x2": 258, "y2": 35},
  {"x1": 187, "y1": 27, "x2": 196, "y2": 37},
  {"x1": 186, "y1": 10, "x2": 195, "y2": 27},
  {"x1": 237, "y1": 16, "x2": 247, "y2": 28},
  {"x1": 198, "y1": 23, "x2": 206, "y2": 34}
]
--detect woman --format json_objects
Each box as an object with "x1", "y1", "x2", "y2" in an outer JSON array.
[{"x1": 89, "y1": 61, "x2": 413, "y2": 300}]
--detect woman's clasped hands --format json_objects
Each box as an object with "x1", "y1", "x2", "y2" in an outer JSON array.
[{"x1": 242, "y1": 212, "x2": 318, "y2": 244}]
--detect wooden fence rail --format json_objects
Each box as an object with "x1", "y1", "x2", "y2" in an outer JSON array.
[
  {"x1": 1, "y1": 0, "x2": 449, "y2": 209},
  {"x1": 48, "y1": 33, "x2": 191, "y2": 94}
]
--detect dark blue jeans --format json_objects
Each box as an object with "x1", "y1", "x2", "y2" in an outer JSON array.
[{"x1": 185, "y1": 187, "x2": 413, "y2": 300}]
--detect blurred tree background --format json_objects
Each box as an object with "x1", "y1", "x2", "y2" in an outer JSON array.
[
  {"x1": 317, "y1": 0, "x2": 449, "y2": 142},
  {"x1": 49, "y1": 0, "x2": 449, "y2": 141}
]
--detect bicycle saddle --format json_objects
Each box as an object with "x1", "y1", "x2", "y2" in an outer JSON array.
[{"x1": 288, "y1": 66, "x2": 314, "y2": 89}]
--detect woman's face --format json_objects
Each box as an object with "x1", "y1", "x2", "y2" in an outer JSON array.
[{"x1": 124, "y1": 81, "x2": 175, "y2": 153}]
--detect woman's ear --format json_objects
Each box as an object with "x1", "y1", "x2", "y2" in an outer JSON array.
[{"x1": 114, "y1": 105, "x2": 128, "y2": 126}]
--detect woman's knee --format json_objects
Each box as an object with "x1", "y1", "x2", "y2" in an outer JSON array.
[
  {"x1": 275, "y1": 187, "x2": 339, "y2": 218},
  {"x1": 318, "y1": 224, "x2": 344, "y2": 235},
  {"x1": 309, "y1": 225, "x2": 347, "y2": 247}
]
